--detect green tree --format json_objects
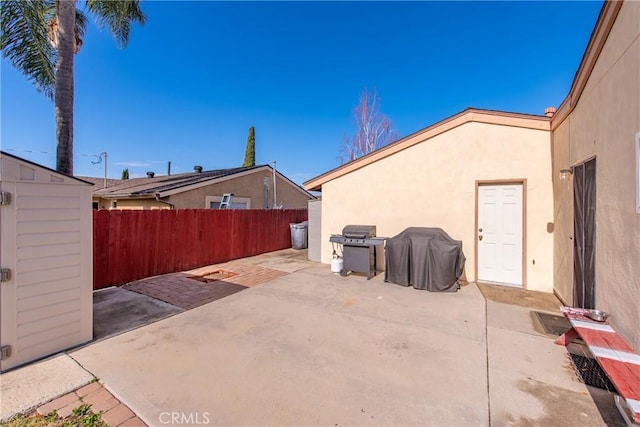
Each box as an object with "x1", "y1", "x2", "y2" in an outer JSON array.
[
  {"x1": 121, "y1": 168, "x2": 129, "y2": 180},
  {"x1": 1, "y1": 0, "x2": 146, "y2": 175},
  {"x1": 242, "y1": 126, "x2": 255, "y2": 167}
]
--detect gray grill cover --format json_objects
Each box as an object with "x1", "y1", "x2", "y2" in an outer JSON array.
[{"x1": 384, "y1": 227, "x2": 465, "y2": 292}]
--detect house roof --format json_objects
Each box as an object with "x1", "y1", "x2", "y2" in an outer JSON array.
[
  {"x1": 80, "y1": 176, "x2": 122, "y2": 189},
  {"x1": 80, "y1": 164, "x2": 314, "y2": 199},
  {"x1": 303, "y1": 108, "x2": 550, "y2": 192}
]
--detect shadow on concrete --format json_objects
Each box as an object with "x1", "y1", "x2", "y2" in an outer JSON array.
[
  {"x1": 93, "y1": 287, "x2": 183, "y2": 341},
  {"x1": 531, "y1": 310, "x2": 572, "y2": 336},
  {"x1": 567, "y1": 342, "x2": 627, "y2": 427}
]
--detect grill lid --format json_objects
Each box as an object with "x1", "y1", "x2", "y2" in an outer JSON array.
[{"x1": 342, "y1": 224, "x2": 376, "y2": 239}]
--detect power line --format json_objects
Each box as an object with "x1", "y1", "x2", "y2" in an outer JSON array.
[{"x1": 2, "y1": 148, "x2": 103, "y2": 158}]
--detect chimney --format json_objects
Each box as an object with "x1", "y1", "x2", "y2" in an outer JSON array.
[
  {"x1": 194, "y1": 165, "x2": 203, "y2": 173},
  {"x1": 544, "y1": 107, "x2": 556, "y2": 117},
  {"x1": 146, "y1": 171, "x2": 155, "y2": 178},
  {"x1": 167, "y1": 161, "x2": 171, "y2": 176}
]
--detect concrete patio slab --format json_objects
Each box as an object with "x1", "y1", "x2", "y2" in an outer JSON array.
[
  {"x1": 70, "y1": 269, "x2": 489, "y2": 426},
  {"x1": 2, "y1": 250, "x2": 624, "y2": 426},
  {"x1": 225, "y1": 248, "x2": 315, "y2": 273},
  {"x1": 486, "y1": 300, "x2": 610, "y2": 426},
  {"x1": 0, "y1": 354, "x2": 94, "y2": 422},
  {"x1": 93, "y1": 287, "x2": 184, "y2": 340},
  {"x1": 487, "y1": 299, "x2": 559, "y2": 338}
]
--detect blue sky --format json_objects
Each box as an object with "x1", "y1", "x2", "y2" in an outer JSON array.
[{"x1": 2, "y1": 1, "x2": 604, "y2": 184}]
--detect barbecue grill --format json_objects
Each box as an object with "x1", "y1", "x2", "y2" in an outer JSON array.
[{"x1": 329, "y1": 225, "x2": 386, "y2": 279}]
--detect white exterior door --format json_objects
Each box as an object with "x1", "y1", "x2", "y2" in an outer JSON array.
[{"x1": 477, "y1": 184, "x2": 523, "y2": 287}]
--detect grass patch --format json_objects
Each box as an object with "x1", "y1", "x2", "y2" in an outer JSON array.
[{"x1": 1, "y1": 404, "x2": 107, "y2": 427}]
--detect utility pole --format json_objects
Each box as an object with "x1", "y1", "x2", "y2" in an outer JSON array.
[
  {"x1": 263, "y1": 176, "x2": 269, "y2": 209},
  {"x1": 101, "y1": 152, "x2": 108, "y2": 188},
  {"x1": 91, "y1": 152, "x2": 108, "y2": 188},
  {"x1": 272, "y1": 160, "x2": 277, "y2": 208}
]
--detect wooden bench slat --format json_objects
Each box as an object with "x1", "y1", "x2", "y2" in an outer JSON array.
[
  {"x1": 558, "y1": 306, "x2": 640, "y2": 424},
  {"x1": 573, "y1": 327, "x2": 636, "y2": 353},
  {"x1": 598, "y1": 358, "x2": 640, "y2": 400},
  {"x1": 590, "y1": 346, "x2": 640, "y2": 366}
]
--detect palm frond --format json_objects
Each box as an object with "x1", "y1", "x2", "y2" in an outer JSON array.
[
  {"x1": 85, "y1": 0, "x2": 146, "y2": 48},
  {"x1": 75, "y1": 8, "x2": 88, "y2": 51},
  {"x1": 1, "y1": 0, "x2": 57, "y2": 99}
]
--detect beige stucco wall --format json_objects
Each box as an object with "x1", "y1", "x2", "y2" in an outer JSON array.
[
  {"x1": 552, "y1": 0, "x2": 640, "y2": 349},
  {"x1": 93, "y1": 197, "x2": 167, "y2": 210},
  {"x1": 320, "y1": 121, "x2": 554, "y2": 291}
]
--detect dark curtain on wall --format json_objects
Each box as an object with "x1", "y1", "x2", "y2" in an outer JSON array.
[{"x1": 573, "y1": 158, "x2": 596, "y2": 309}]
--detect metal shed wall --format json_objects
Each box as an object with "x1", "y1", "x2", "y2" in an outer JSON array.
[
  {"x1": 0, "y1": 153, "x2": 93, "y2": 371},
  {"x1": 307, "y1": 199, "x2": 322, "y2": 262}
]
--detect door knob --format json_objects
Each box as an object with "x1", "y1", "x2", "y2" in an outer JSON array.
[{"x1": 479, "y1": 235, "x2": 483, "y2": 241}]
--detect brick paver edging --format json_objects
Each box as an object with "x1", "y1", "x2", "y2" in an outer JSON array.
[
  {"x1": 36, "y1": 382, "x2": 146, "y2": 426},
  {"x1": 125, "y1": 262, "x2": 290, "y2": 310}
]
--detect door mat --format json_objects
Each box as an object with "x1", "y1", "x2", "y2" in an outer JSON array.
[
  {"x1": 532, "y1": 311, "x2": 572, "y2": 336},
  {"x1": 569, "y1": 352, "x2": 617, "y2": 392}
]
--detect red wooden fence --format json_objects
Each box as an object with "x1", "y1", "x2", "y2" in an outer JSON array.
[{"x1": 93, "y1": 209, "x2": 308, "y2": 289}]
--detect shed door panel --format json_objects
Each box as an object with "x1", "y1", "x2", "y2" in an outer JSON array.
[
  {"x1": 1, "y1": 182, "x2": 86, "y2": 371},
  {"x1": 0, "y1": 182, "x2": 18, "y2": 371}
]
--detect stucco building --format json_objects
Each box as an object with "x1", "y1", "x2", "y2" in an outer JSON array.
[{"x1": 305, "y1": 0, "x2": 639, "y2": 349}]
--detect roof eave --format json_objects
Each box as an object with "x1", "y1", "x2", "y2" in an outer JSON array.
[
  {"x1": 303, "y1": 108, "x2": 550, "y2": 191},
  {"x1": 551, "y1": 0, "x2": 623, "y2": 130}
]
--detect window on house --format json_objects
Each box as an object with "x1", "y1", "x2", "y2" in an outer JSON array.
[
  {"x1": 111, "y1": 200, "x2": 118, "y2": 209},
  {"x1": 92, "y1": 201, "x2": 99, "y2": 210},
  {"x1": 205, "y1": 195, "x2": 250, "y2": 209}
]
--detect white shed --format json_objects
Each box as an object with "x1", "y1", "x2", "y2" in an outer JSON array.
[{"x1": 0, "y1": 152, "x2": 93, "y2": 371}]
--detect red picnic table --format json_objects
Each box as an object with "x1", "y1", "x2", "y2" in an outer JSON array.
[{"x1": 556, "y1": 306, "x2": 640, "y2": 425}]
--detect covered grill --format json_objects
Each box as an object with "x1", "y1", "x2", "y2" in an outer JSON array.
[
  {"x1": 329, "y1": 225, "x2": 385, "y2": 279},
  {"x1": 384, "y1": 227, "x2": 465, "y2": 292}
]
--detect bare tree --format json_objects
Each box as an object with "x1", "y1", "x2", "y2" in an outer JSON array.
[{"x1": 339, "y1": 88, "x2": 397, "y2": 163}]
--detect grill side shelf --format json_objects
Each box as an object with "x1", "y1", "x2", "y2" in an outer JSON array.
[{"x1": 329, "y1": 235, "x2": 386, "y2": 246}]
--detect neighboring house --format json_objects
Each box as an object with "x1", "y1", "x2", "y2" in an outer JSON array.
[
  {"x1": 304, "y1": 0, "x2": 639, "y2": 349},
  {"x1": 82, "y1": 164, "x2": 314, "y2": 210}
]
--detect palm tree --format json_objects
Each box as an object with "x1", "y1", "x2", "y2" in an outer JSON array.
[{"x1": 1, "y1": 0, "x2": 145, "y2": 175}]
